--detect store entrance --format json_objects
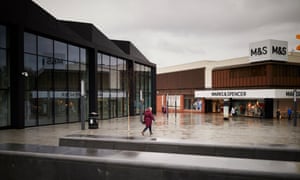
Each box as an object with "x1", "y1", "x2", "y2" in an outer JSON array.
[
  {"x1": 204, "y1": 99, "x2": 224, "y2": 113},
  {"x1": 206, "y1": 99, "x2": 265, "y2": 118},
  {"x1": 231, "y1": 99, "x2": 264, "y2": 117}
]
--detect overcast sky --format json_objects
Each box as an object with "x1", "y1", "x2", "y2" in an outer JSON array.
[{"x1": 33, "y1": 0, "x2": 300, "y2": 67}]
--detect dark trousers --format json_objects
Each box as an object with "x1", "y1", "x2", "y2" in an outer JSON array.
[{"x1": 142, "y1": 126, "x2": 152, "y2": 134}]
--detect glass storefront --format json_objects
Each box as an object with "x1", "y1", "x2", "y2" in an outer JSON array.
[
  {"x1": 24, "y1": 32, "x2": 88, "y2": 126},
  {"x1": 134, "y1": 63, "x2": 152, "y2": 114},
  {"x1": 0, "y1": 27, "x2": 154, "y2": 128},
  {"x1": 0, "y1": 25, "x2": 10, "y2": 128},
  {"x1": 97, "y1": 53, "x2": 128, "y2": 119},
  {"x1": 209, "y1": 99, "x2": 265, "y2": 117},
  {"x1": 231, "y1": 100, "x2": 264, "y2": 117}
]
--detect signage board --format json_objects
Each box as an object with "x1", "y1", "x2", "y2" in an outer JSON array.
[
  {"x1": 249, "y1": 39, "x2": 288, "y2": 62},
  {"x1": 195, "y1": 89, "x2": 300, "y2": 99}
]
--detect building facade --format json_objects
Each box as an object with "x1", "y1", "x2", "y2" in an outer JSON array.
[
  {"x1": 0, "y1": 0, "x2": 156, "y2": 129},
  {"x1": 157, "y1": 40, "x2": 300, "y2": 119},
  {"x1": 156, "y1": 68, "x2": 205, "y2": 112}
]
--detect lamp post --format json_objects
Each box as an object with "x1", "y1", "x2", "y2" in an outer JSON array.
[
  {"x1": 175, "y1": 98, "x2": 177, "y2": 118},
  {"x1": 166, "y1": 94, "x2": 169, "y2": 119},
  {"x1": 139, "y1": 90, "x2": 144, "y2": 124},
  {"x1": 293, "y1": 89, "x2": 297, "y2": 126},
  {"x1": 80, "y1": 80, "x2": 85, "y2": 130}
]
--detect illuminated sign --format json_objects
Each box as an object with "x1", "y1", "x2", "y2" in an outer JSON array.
[
  {"x1": 195, "y1": 89, "x2": 300, "y2": 99},
  {"x1": 211, "y1": 91, "x2": 246, "y2": 97},
  {"x1": 249, "y1": 39, "x2": 288, "y2": 62},
  {"x1": 296, "y1": 34, "x2": 300, "y2": 51}
]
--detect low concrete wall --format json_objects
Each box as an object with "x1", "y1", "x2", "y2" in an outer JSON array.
[
  {"x1": 59, "y1": 134, "x2": 300, "y2": 162},
  {"x1": 1, "y1": 143, "x2": 300, "y2": 180}
]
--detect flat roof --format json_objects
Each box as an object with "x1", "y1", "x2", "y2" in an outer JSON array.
[{"x1": 158, "y1": 52, "x2": 300, "y2": 74}]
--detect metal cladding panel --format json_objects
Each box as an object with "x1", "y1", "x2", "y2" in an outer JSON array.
[{"x1": 157, "y1": 68, "x2": 205, "y2": 90}]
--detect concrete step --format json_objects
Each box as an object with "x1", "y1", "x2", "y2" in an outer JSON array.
[
  {"x1": 59, "y1": 134, "x2": 300, "y2": 162},
  {"x1": 1, "y1": 143, "x2": 300, "y2": 180}
]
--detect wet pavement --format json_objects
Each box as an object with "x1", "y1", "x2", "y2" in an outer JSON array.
[{"x1": 0, "y1": 113, "x2": 299, "y2": 146}]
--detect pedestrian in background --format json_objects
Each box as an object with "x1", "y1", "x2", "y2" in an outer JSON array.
[
  {"x1": 276, "y1": 109, "x2": 281, "y2": 120},
  {"x1": 288, "y1": 107, "x2": 292, "y2": 120},
  {"x1": 231, "y1": 106, "x2": 236, "y2": 117},
  {"x1": 142, "y1": 107, "x2": 155, "y2": 136}
]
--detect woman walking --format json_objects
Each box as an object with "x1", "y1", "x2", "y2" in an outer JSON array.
[{"x1": 142, "y1": 107, "x2": 155, "y2": 136}]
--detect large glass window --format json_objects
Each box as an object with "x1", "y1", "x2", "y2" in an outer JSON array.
[
  {"x1": 0, "y1": 26, "x2": 6, "y2": 48},
  {"x1": 68, "y1": 58, "x2": 80, "y2": 122},
  {"x1": 0, "y1": 90, "x2": 9, "y2": 127},
  {"x1": 54, "y1": 41, "x2": 67, "y2": 60},
  {"x1": 54, "y1": 60, "x2": 67, "y2": 124},
  {"x1": 37, "y1": 56, "x2": 54, "y2": 125},
  {"x1": 118, "y1": 59, "x2": 127, "y2": 117},
  {"x1": 0, "y1": 49, "x2": 8, "y2": 88},
  {"x1": 100, "y1": 54, "x2": 110, "y2": 119},
  {"x1": 24, "y1": 54, "x2": 38, "y2": 126},
  {"x1": 68, "y1": 45, "x2": 79, "y2": 62},
  {"x1": 135, "y1": 63, "x2": 141, "y2": 114},
  {"x1": 110, "y1": 56, "x2": 117, "y2": 70},
  {"x1": 102, "y1": 54, "x2": 110, "y2": 90},
  {"x1": 24, "y1": 32, "x2": 36, "y2": 54},
  {"x1": 38, "y1": 36, "x2": 53, "y2": 57},
  {"x1": 80, "y1": 48, "x2": 86, "y2": 64},
  {"x1": 134, "y1": 63, "x2": 152, "y2": 114},
  {"x1": 24, "y1": 32, "x2": 87, "y2": 127},
  {"x1": 97, "y1": 53, "x2": 129, "y2": 119}
]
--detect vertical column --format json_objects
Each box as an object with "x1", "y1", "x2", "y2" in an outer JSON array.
[
  {"x1": 88, "y1": 48, "x2": 97, "y2": 114},
  {"x1": 201, "y1": 98, "x2": 206, "y2": 113},
  {"x1": 10, "y1": 25, "x2": 25, "y2": 128},
  {"x1": 151, "y1": 66, "x2": 157, "y2": 114},
  {"x1": 127, "y1": 61, "x2": 135, "y2": 116},
  {"x1": 293, "y1": 89, "x2": 297, "y2": 126},
  {"x1": 264, "y1": 98, "x2": 274, "y2": 119}
]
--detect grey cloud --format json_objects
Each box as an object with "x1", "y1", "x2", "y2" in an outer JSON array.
[{"x1": 33, "y1": 0, "x2": 300, "y2": 67}]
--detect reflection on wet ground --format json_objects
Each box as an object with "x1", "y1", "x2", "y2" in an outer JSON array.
[
  {"x1": 153, "y1": 113, "x2": 300, "y2": 145},
  {"x1": 0, "y1": 113, "x2": 299, "y2": 146}
]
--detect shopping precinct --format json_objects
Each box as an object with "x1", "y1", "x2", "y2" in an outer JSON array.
[
  {"x1": 0, "y1": 0, "x2": 156, "y2": 129},
  {"x1": 157, "y1": 39, "x2": 300, "y2": 118}
]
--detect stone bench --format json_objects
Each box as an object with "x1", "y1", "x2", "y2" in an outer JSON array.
[
  {"x1": 1, "y1": 143, "x2": 300, "y2": 180},
  {"x1": 59, "y1": 134, "x2": 300, "y2": 162}
]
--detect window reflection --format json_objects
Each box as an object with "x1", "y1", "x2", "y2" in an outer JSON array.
[
  {"x1": 0, "y1": 49, "x2": 8, "y2": 88},
  {"x1": 38, "y1": 36, "x2": 53, "y2": 57},
  {"x1": 102, "y1": 54, "x2": 110, "y2": 67},
  {"x1": 110, "y1": 56, "x2": 117, "y2": 70},
  {"x1": 24, "y1": 32, "x2": 87, "y2": 126},
  {"x1": 24, "y1": 54, "x2": 37, "y2": 90},
  {"x1": 80, "y1": 48, "x2": 86, "y2": 64},
  {"x1": 0, "y1": 25, "x2": 6, "y2": 48},
  {"x1": 24, "y1": 32, "x2": 36, "y2": 54},
  {"x1": 24, "y1": 53, "x2": 38, "y2": 126},
  {"x1": 54, "y1": 41, "x2": 67, "y2": 60},
  {"x1": 97, "y1": 53, "x2": 102, "y2": 64},
  {"x1": 0, "y1": 91, "x2": 9, "y2": 127},
  {"x1": 68, "y1": 45, "x2": 79, "y2": 62},
  {"x1": 96, "y1": 53, "x2": 131, "y2": 119},
  {"x1": 134, "y1": 63, "x2": 152, "y2": 114}
]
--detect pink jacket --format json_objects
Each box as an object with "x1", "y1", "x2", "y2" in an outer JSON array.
[{"x1": 144, "y1": 109, "x2": 154, "y2": 127}]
